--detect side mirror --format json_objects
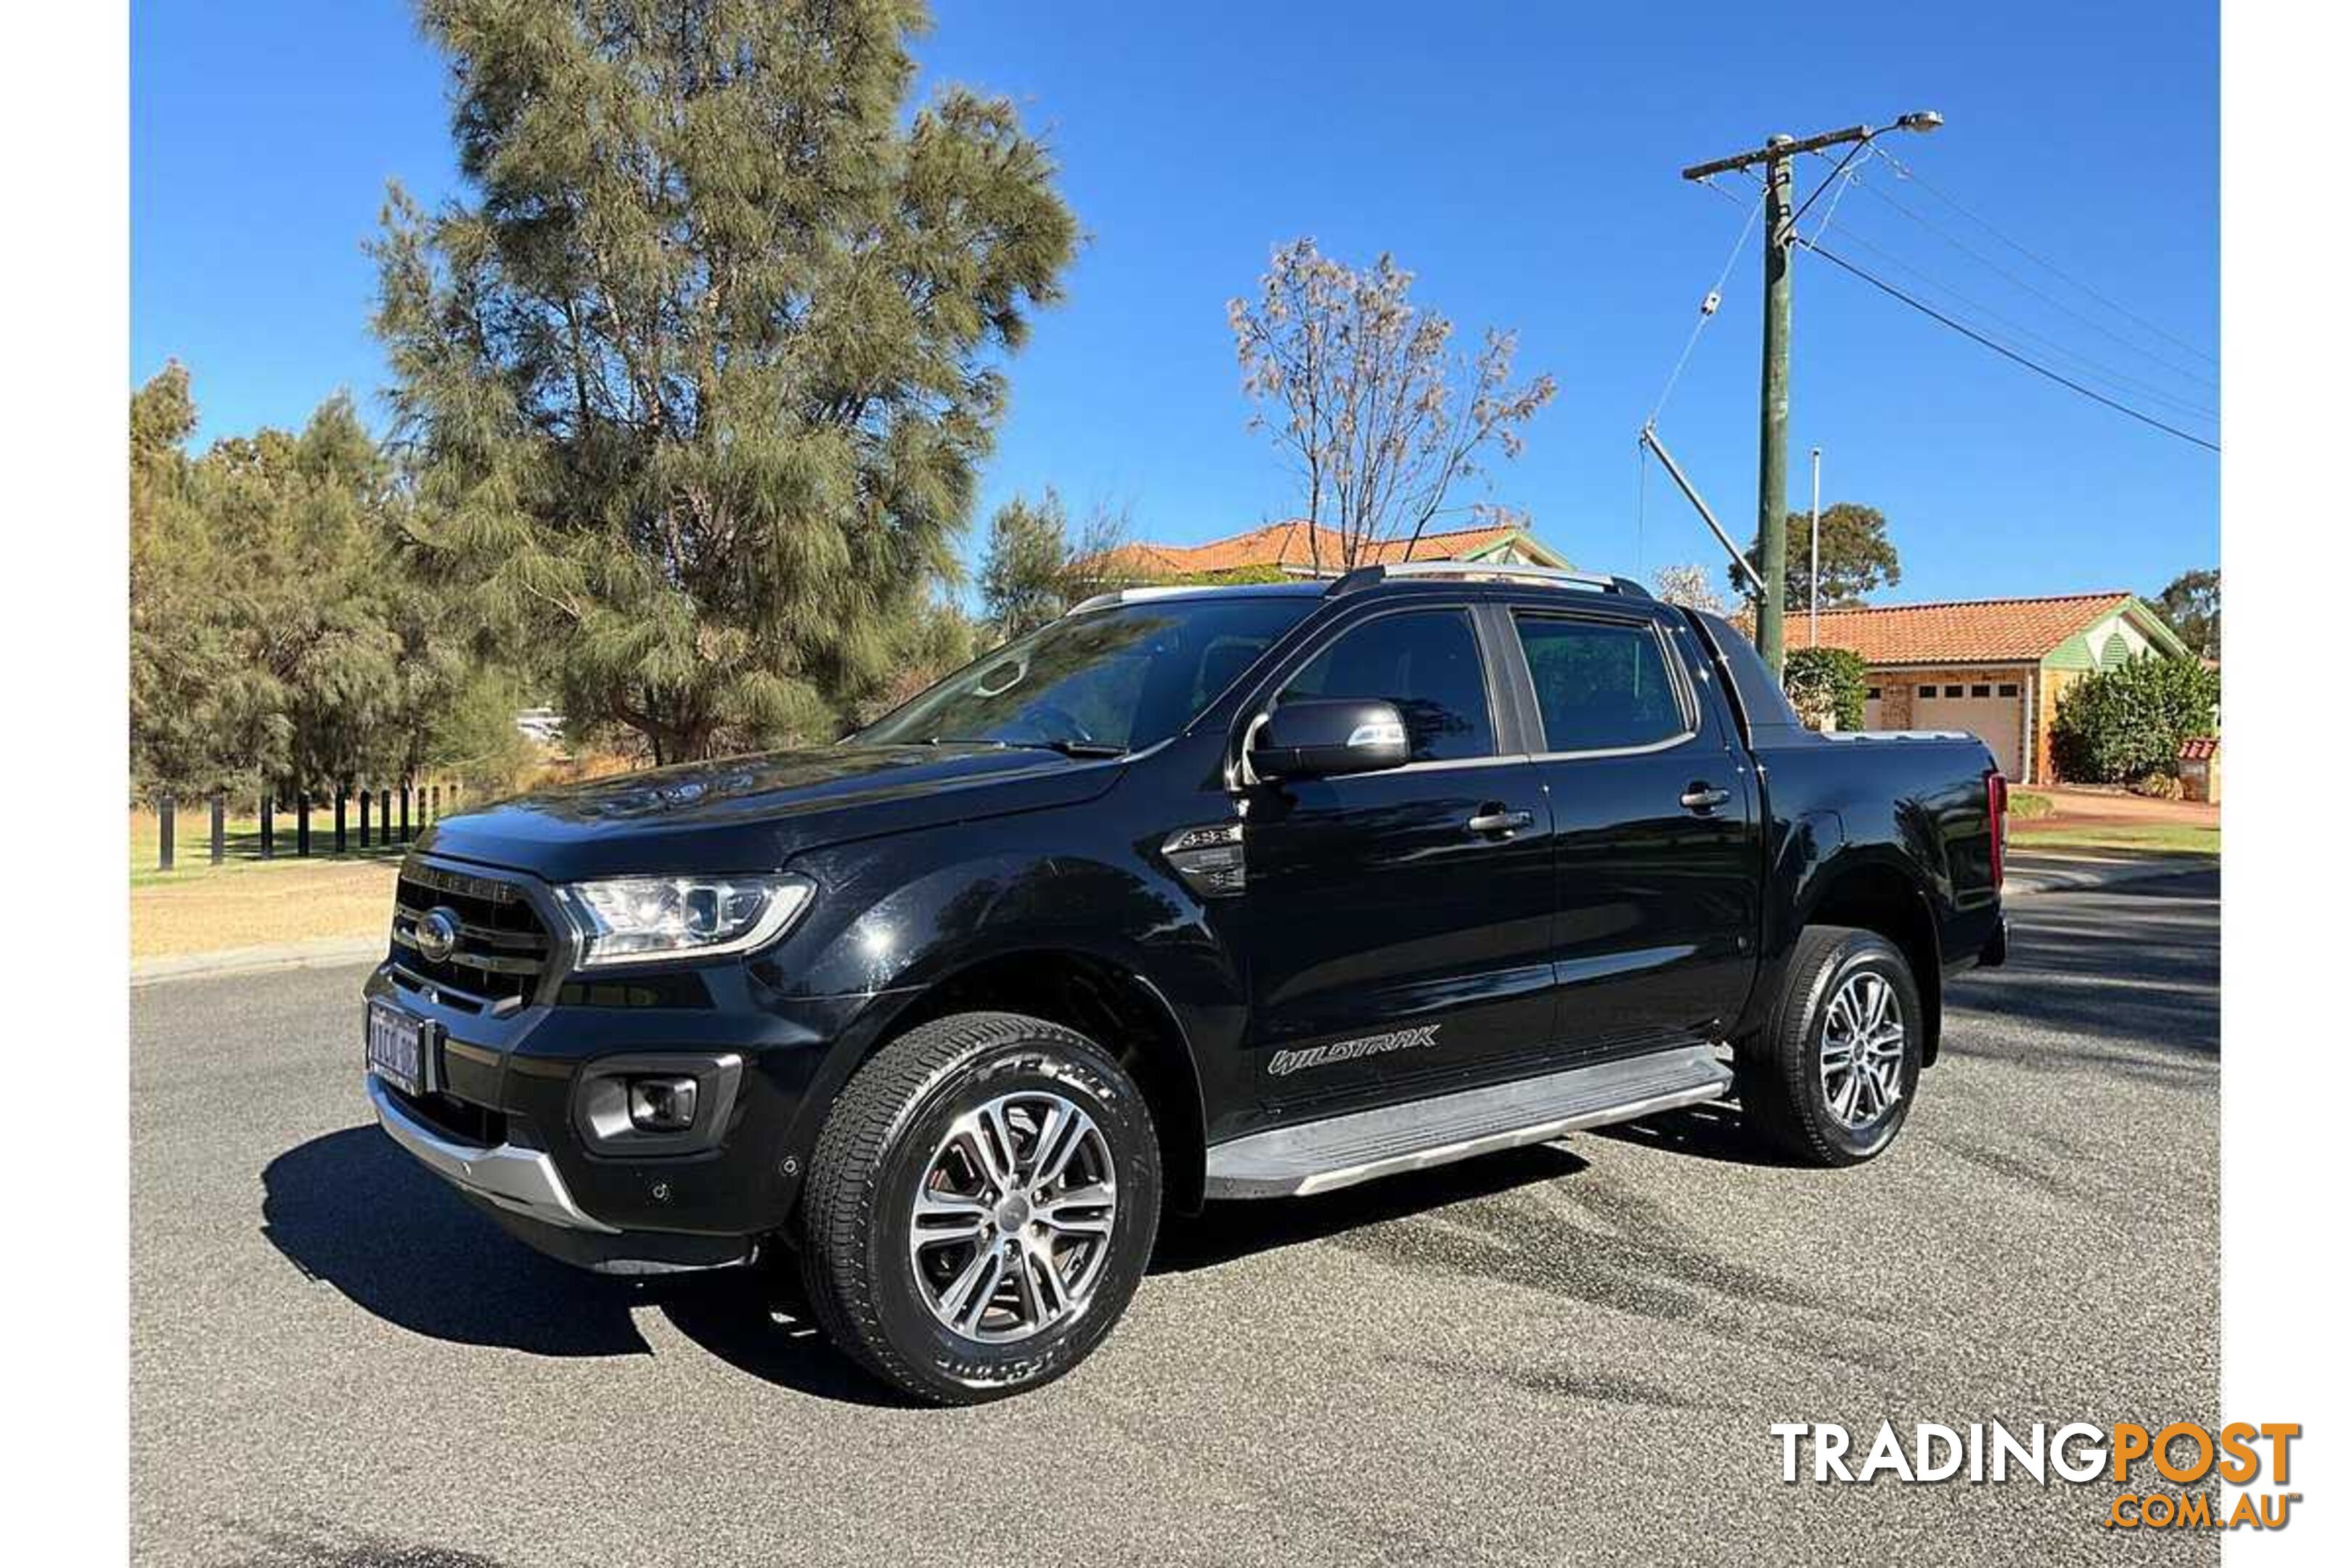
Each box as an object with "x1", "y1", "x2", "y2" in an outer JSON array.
[{"x1": 1248, "y1": 699, "x2": 1410, "y2": 781}]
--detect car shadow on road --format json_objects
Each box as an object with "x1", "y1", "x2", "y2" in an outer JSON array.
[
  {"x1": 258, "y1": 1125, "x2": 907, "y2": 1405},
  {"x1": 1151, "y1": 1141, "x2": 1593, "y2": 1273},
  {"x1": 1585, "y1": 1101, "x2": 1806, "y2": 1167}
]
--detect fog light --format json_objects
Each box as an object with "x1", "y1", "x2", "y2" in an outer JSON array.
[{"x1": 626, "y1": 1075, "x2": 699, "y2": 1132}]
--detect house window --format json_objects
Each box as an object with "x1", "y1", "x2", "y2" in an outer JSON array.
[
  {"x1": 1971, "y1": 684, "x2": 1992, "y2": 698},
  {"x1": 1863, "y1": 686, "x2": 1881, "y2": 701},
  {"x1": 1998, "y1": 683, "x2": 2020, "y2": 698},
  {"x1": 1917, "y1": 685, "x2": 1936, "y2": 699},
  {"x1": 1943, "y1": 685, "x2": 1964, "y2": 698}
]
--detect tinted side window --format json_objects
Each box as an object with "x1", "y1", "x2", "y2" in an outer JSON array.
[
  {"x1": 1514, "y1": 615, "x2": 1688, "y2": 753},
  {"x1": 1281, "y1": 608, "x2": 1494, "y2": 761}
]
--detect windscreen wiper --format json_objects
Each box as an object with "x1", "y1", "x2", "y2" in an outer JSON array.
[
  {"x1": 929, "y1": 736, "x2": 1129, "y2": 759},
  {"x1": 1007, "y1": 738, "x2": 1129, "y2": 759}
]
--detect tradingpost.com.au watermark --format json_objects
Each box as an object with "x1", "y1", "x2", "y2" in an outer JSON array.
[{"x1": 1771, "y1": 1420, "x2": 2303, "y2": 1532}]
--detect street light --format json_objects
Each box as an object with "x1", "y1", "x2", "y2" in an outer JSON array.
[{"x1": 1892, "y1": 110, "x2": 1944, "y2": 135}]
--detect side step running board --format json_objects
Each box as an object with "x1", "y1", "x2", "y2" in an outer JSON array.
[{"x1": 1203, "y1": 1045, "x2": 1733, "y2": 1199}]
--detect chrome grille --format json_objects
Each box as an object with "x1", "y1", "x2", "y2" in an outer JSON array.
[{"x1": 391, "y1": 860, "x2": 555, "y2": 1009}]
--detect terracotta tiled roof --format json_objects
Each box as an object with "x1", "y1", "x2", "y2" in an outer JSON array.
[
  {"x1": 1742, "y1": 592, "x2": 2136, "y2": 665},
  {"x1": 1097, "y1": 520, "x2": 1532, "y2": 577}
]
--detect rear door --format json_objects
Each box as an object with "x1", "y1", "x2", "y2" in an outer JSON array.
[
  {"x1": 1234, "y1": 601, "x2": 1557, "y2": 1117},
  {"x1": 1504, "y1": 603, "x2": 1762, "y2": 1060}
]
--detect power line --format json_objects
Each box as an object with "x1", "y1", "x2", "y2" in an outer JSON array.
[
  {"x1": 1788, "y1": 139, "x2": 1871, "y2": 231},
  {"x1": 1853, "y1": 146, "x2": 2220, "y2": 373},
  {"x1": 1647, "y1": 186, "x2": 1765, "y2": 427},
  {"x1": 1800, "y1": 239, "x2": 2221, "y2": 453},
  {"x1": 1704, "y1": 172, "x2": 2217, "y2": 425},
  {"x1": 1813, "y1": 219, "x2": 2220, "y2": 422},
  {"x1": 1634, "y1": 435, "x2": 1649, "y2": 577},
  {"x1": 1801, "y1": 152, "x2": 1867, "y2": 247},
  {"x1": 1843, "y1": 156, "x2": 2217, "y2": 391}
]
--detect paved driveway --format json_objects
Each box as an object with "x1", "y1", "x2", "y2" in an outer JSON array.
[{"x1": 131, "y1": 873, "x2": 2218, "y2": 1567}]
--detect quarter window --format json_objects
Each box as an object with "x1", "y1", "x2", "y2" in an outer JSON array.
[
  {"x1": 1917, "y1": 685, "x2": 1936, "y2": 699},
  {"x1": 1511, "y1": 615, "x2": 1688, "y2": 754},
  {"x1": 1943, "y1": 685, "x2": 1964, "y2": 698},
  {"x1": 1971, "y1": 684, "x2": 1992, "y2": 698},
  {"x1": 1998, "y1": 683, "x2": 2020, "y2": 698},
  {"x1": 1279, "y1": 608, "x2": 1494, "y2": 761}
]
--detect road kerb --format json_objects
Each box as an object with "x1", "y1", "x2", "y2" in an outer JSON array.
[
  {"x1": 2004, "y1": 852, "x2": 2218, "y2": 897},
  {"x1": 131, "y1": 933, "x2": 383, "y2": 987}
]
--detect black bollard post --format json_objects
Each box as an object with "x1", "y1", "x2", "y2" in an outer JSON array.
[
  {"x1": 261, "y1": 795, "x2": 275, "y2": 859},
  {"x1": 158, "y1": 796, "x2": 176, "y2": 872},
  {"x1": 209, "y1": 793, "x2": 226, "y2": 865},
  {"x1": 359, "y1": 789, "x2": 372, "y2": 849},
  {"x1": 380, "y1": 786, "x2": 393, "y2": 846},
  {"x1": 296, "y1": 796, "x2": 311, "y2": 857},
  {"x1": 335, "y1": 790, "x2": 348, "y2": 854},
  {"x1": 399, "y1": 783, "x2": 411, "y2": 843}
]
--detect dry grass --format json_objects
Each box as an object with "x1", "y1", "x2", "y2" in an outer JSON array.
[{"x1": 131, "y1": 857, "x2": 402, "y2": 959}]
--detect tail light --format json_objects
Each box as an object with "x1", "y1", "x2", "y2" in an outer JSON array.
[{"x1": 1985, "y1": 768, "x2": 2009, "y2": 889}]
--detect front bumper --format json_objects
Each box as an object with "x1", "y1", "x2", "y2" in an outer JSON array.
[
  {"x1": 362, "y1": 949, "x2": 915, "y2": 1266},
  {"x1": 368, "y1": 1074, "x2": 616, "y2": 1234}
]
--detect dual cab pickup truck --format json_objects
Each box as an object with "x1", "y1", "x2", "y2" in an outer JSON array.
[{"x1": 364, "y1": 562, "x2": 2007, "y2": 1402}]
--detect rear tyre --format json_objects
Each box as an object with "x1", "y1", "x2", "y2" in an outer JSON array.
[
  {"x1": 799, "y1": 1010, "x2": 1161, "y2": 1405},
  {"x1": 1736, "y1": 925, "x2": 1922, "y2": 1167}
]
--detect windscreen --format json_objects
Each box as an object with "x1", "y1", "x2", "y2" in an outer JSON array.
[{"x1": 854, "y1": 595, "x2": 1315, "y2": 754}]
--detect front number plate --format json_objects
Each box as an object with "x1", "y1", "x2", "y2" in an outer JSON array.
[{"x1": 366, "y1": 1000, "x2": 433, "y2": 1098}]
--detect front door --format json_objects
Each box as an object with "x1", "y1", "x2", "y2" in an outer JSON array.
[
  {"x1": 1234, "y1": 604, "x2": 1556, "y2": 1118},
  {"x1": 1507, "y1": 606, "x2": 1761, "y2": 1060}
]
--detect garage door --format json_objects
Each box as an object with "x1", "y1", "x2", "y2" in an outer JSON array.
[{"x1": 1910, "y1": 682, "x2": 2025, "y2": 778}]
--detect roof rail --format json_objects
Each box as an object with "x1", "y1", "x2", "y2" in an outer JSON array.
[
  {"x1": 1066, "y1": 584, "x2": 1219, "y2": 616},
  {"x1": 1326, "y1": 560, "x2": 1653, "y2": 599}
]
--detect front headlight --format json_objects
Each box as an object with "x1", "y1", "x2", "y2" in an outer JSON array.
[{"x1": 558, "y1": 873, "x2": 815, "y2": 968}]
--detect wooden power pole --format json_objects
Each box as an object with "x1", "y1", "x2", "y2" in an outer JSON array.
[{"x1": 1680, "y1": 111, "x2": 1941, "y2": 673}]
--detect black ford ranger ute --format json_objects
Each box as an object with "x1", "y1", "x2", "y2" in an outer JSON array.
[{"x1": 364, "y1": 563, "x2": 2008, "y2": 1402}]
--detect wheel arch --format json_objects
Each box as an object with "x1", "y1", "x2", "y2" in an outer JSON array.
[
  {"x1": 1800, "y1": 858, "x2": 1945, "y2": 1065},
  {"x1": 857, "y1": 948, "x2": 1212, "y2": 1214}
]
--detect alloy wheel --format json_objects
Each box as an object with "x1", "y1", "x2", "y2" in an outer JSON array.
[
  {"x1": 907, "y1": 1090, "x2": 1119, "y2": 1344},
  {"x1": 1819, "y1": 970, "x2": 1905, "y2": 1130}
]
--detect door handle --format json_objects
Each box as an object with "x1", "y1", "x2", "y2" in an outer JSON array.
[
  {"x1": 1467, "y1": 807, "x2": 1533, "y2": 836},
  {"x1": 1681, "y1": 783, "x2": 1732, "y2": 813}
]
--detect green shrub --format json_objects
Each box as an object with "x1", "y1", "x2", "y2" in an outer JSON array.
[
  {"x1": 1783, "y1": 646, "x2": 1868, "y2": 732},
  {"x1": 2048, "y1": 656, "x2": 2220, "y2": 783},
  {"x1": 2009, "y1": 790, "x2": 2057, "y2": 820}
]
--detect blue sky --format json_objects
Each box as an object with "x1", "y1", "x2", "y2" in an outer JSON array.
[{"x1": 132, "y1": 1, "x2": 2218, "y2": 603}]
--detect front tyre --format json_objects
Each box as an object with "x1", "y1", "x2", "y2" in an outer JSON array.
[
  {"x1": 1735, "y1": 926, "x2": 1923, "y2": 1167},
  {"x1": 799, "y1": 1011, "x2": 1161, "y2": 1405}
]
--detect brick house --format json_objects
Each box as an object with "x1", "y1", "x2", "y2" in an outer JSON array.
[
  {"x1": 1788, "y1": 592, "x2": 2193, "y2": 784},
  {"x1": 1099, "y1": 519, "x2": 1571, "y2": 579}
]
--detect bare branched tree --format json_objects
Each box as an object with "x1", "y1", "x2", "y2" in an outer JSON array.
[
  {"x1": 1651, "y1": 563, "x2": 1728, "y2": 615},
  {"x1": 1229, "y1": 238, "x2": 1557, "y2": 573}
]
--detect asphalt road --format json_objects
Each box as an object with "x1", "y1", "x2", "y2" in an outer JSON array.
[{"x1": 131, "y1": 873, "x2": 2218, "y2": 1568}]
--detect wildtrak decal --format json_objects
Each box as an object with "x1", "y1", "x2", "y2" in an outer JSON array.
[{"x1": 1268, "y1": 1024, "x2": 1440, "y2": 1077}]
